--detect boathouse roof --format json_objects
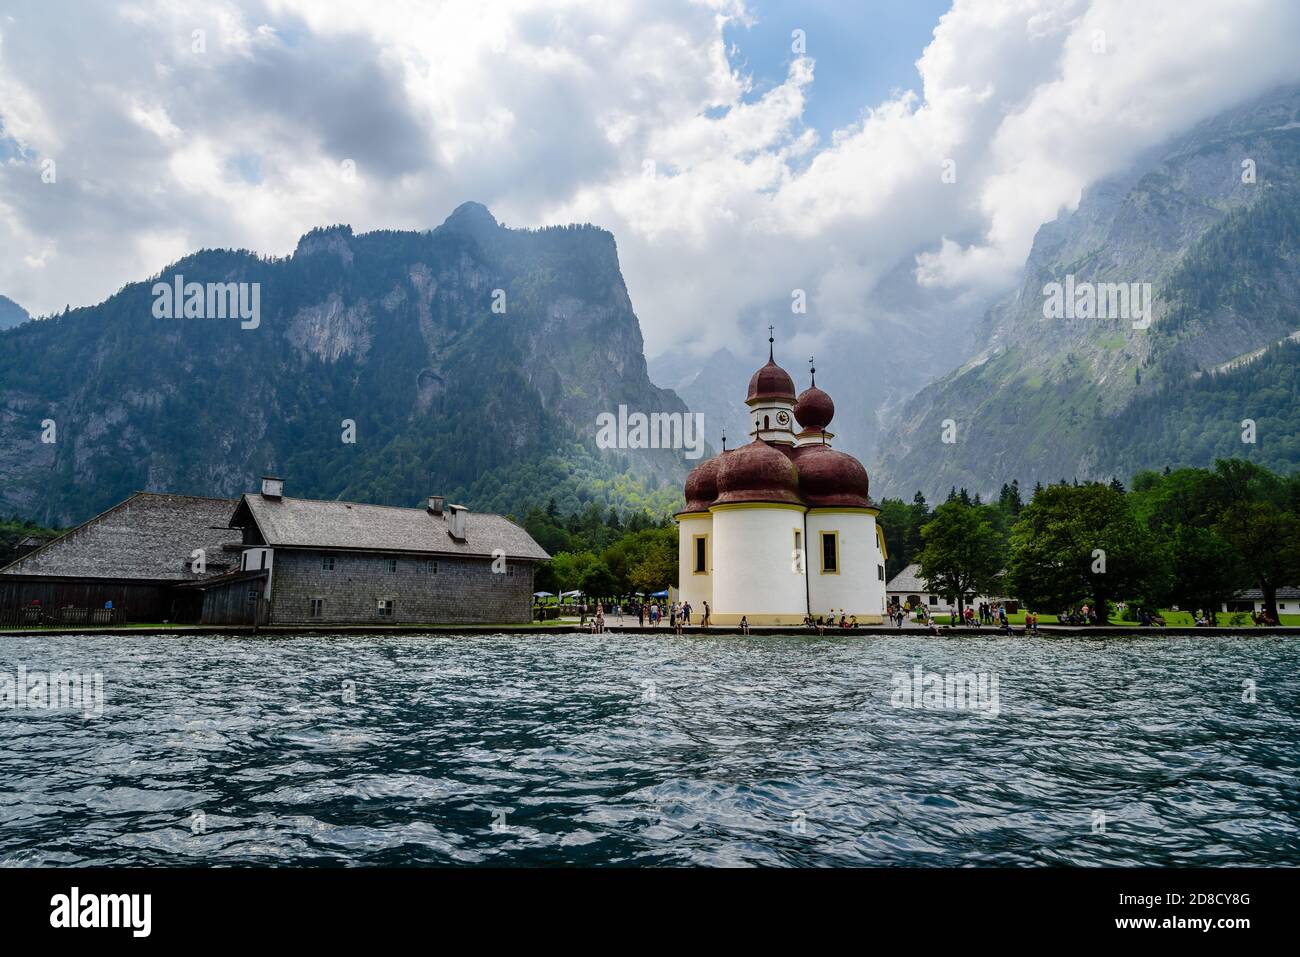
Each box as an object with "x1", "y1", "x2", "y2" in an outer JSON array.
[
  {"x1": 0, "y1": 493, "x2": 242, "y2": 581},
  {"x1": 231, "y1": 494, "x2": 550, "y2": 561}
]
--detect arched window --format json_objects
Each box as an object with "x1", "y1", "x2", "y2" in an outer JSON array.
[{"x1": 764, "y1": 415, "x2": 770, "y2": 430}]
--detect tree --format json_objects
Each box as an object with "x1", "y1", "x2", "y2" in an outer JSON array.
[
  {"x1": 1215, "y1": 502, "x2": 1300, "y2": 623},
  {"x1": 630, "y1": 545, "x2": 677, "y2": 595},
  {"x1": 1007, "y1": 483, "x2": 1163, "y2": 622},
  {"x1": 916, "y1": 501, "x2": 1004, "y2": 620},
  {"x1": 579, "y1": 561, "x2": 619, "y2": 601},
  {"x1": 1168, "y1": 525, "x2": 1245, "y2": 623},
  {"x1": 998, "y1": 480, "x2": 1024, "y2": 516},
  {"x1": 543, "y1": 550, "x2": 597, "y2": 596},
  {"x1": 904, "y1": 492, "x2": 930, "y2": 570},
  {"x1": 603, "y1": 526, "x2": 675, "y2": 595}
]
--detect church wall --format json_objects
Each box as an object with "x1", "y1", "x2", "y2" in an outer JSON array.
[
  {"x1": 676, "y1": 513, "x2": 712, "y2": 610},
  {"x1": 805, "y1": 510, "x2": 886, "y2": 623},
  {"x1": 710, "y1": 503, "x2": 808, "y2": 626}
]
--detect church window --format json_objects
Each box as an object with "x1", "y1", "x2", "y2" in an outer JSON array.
[
  {"x1": 820, "y1": 531, "x2": 839, "y2": 574},
  {"x1": 693, "y1": 534, "x2": 708, "y2": 574}
]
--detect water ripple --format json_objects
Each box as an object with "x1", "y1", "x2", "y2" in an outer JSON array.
[{"x1": 1, "y1": 632, "x2": 1298, "y2": 866}]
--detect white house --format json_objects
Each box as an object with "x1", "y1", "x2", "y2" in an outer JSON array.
[
  {"x1": 1220, "y1": 586, "x2": 1300, "y2": 616},
  {"x1": 885, "y1": 562, "x2": 1014, "y2": 617}
]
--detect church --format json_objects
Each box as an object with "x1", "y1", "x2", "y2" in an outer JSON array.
[{"x1": 676, "y1": 337, "x2": 888, "y2": 626}]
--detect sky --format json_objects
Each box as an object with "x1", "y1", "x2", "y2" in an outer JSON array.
[{"x1": 1, "y1": 0, "x2": 1299, "y2": 359}]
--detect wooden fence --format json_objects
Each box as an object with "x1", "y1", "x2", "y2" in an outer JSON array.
[{"x1": 0, "y1": 606, "x2": 124, "y2": 629}]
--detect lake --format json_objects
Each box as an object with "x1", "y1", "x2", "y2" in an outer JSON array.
[{"x1": 1, "y1": 632, "x2": 1297, "y2": 866}]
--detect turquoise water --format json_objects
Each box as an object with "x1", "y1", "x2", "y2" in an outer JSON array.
[{"x1": 1, "y1": 632, "x2": 1297, "y2": 866}]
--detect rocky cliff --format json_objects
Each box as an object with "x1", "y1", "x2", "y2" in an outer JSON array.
[
  {"x1": 0, "y1": 203, "x2": 692, "y2": 525},
  {"x1": 873, "y1": 84, "x2": 1300, "y2": 498}
]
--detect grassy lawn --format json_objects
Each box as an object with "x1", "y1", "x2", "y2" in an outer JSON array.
[{"x1": 926, "y1": 609, "x2": 1300, "y2": 627}]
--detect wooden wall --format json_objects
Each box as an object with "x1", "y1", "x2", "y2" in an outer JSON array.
[
  {"x1": 200, "y1": 577, "x2": 268, "y2": 626},
  {"x1": 0, "y1": 576, "x2": 176, "y2": 622}
]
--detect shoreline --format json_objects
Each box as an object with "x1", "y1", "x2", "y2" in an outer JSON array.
[{"x1": 2, "y1": 623, "x2": 1299, "y2": 638}]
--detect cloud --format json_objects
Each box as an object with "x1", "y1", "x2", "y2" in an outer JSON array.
[{"x1": 0, "y1": 0, "x2": 1297, "y2": 361}]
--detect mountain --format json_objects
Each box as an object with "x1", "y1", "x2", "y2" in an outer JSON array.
[
  {"x1": 649, "y1": 255, "x2": 986, "y2": 466},
  {"x1": 0, "y1": 202, "x2": 694, "y2": 526},
  {"x1": 873, "y1": 84, "x2": 1300, "y2": 499},
  {"x1": 650, "y1": 346, "x2": 756, "y2": 452},
  {"x1": 0, "y1": 295, "x2": 28, "y2": 330}
]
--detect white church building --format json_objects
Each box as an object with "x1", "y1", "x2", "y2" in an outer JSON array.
[{"x1": 676, "y1": 339, "x2": 888, "y2": 626}]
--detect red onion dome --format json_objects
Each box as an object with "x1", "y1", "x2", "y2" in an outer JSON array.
[
  {"x1": 681, "y1": 455, "x2": 722, "y2": 513},
  {"x1": 746, "y1": 358, "x2": 797, "y2": 404},
  {"x1": 792, "y1": 444, "x2": 871, "y2": 508},
  {"x1": 714, "y1": 440, "x2": 804, "y2": 507},
  {"x1": 794, "y1": 385, "x2": 834, "y2": 432}
]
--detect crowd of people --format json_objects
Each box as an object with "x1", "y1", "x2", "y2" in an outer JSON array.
[
  {"x1": 579, "y1": 598, "x2": 713, "y2": 633},
  {"x1": 562, "y1": 596, "x2": 1278, "y2": 634},
  {"x1": 885, "y1": 597, "x2": 1030, "y2": 635},
  {"x1": 802, "y1": 610, "x2": 861, "y2": 633}
]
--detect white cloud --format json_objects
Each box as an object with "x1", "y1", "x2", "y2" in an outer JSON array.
[{"x1": 0, "y1": 0, "x2": 1296, "y2": 362}]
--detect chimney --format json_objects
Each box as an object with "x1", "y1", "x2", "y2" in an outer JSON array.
[
  {"x1": 261, "y1": 476, "x2": 284, "y2": 500},
  {"x1": 427, "y1": 495, "x2": 444, "y2": 516},
  {"x1": 447, "y1": 504, "x2": 467, "y2": 541}
]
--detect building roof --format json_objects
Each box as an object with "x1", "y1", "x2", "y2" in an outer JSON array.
[
  {"x1": 794, "y1": 385, "x2": 834, "y2": 431},
  {"x1": 885, "y1": 563, "x2": 929, "y2": 593},
  {"x1": 713, "y1": 439, "x2": 804, "y2": 507},
  {"x1": 231, "y1": 494, "x2": 550, "y2": 561},
  {"x1": 1230, "y1": 586, "x2": 1300, "y2": 601},
  {"x1": 0, "y1": 493, "x2": 242, "y2": 581},
  {"x1": 791, "y1": 443, "x2": 871, "y2": 508},
  {"x1": 747, "y1": 357, "x2": 797, "y2": 403}
]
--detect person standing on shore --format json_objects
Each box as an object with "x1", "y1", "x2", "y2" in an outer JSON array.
[{"x1": 701, "y1": 600, "x2": 710, "y2": 628}]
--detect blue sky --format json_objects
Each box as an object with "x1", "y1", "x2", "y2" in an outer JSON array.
[{"x1": 725, "y1": 1, "x2": 952, "y2": 141}]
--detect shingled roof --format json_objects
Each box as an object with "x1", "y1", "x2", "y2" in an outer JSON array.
[
  {"x1": 231, "y1": 494, "x2": 550, "y2": 561},
  {"x1": 0, "y1": 493, "x2": 242, "y2": 581},
  {"x1": 885, "y1": 563, "x2": 929, "y2": 593},
  {"x1": 1230, "y1": 586, "x2": 1300, "y2": 601}
]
